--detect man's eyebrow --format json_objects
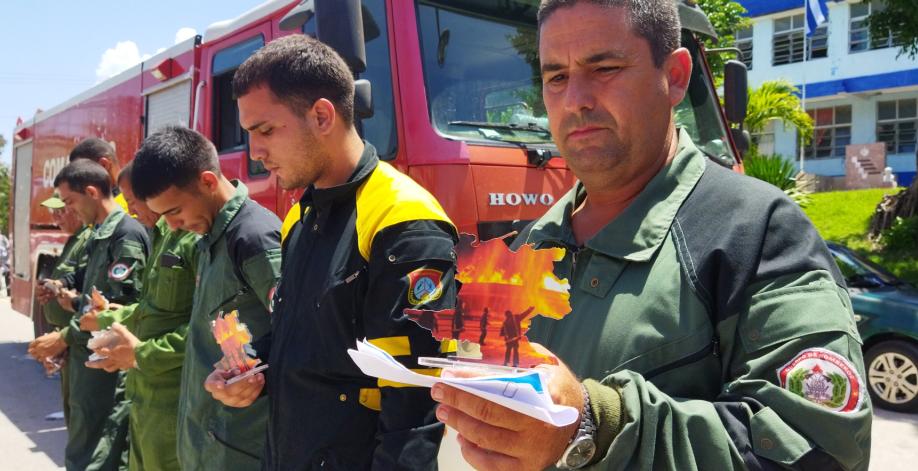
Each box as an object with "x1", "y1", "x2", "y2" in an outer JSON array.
[
  {"x1": 244, "y1": 120, "x2": 267, "y2": 132},
  {"x1": 541, "y1": 50, "x2": 629, "y2": 74}
]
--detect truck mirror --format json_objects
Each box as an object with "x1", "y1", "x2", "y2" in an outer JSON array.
[
  {"x1": 723, "y1": 60, "x2": 748, "y2": 124},
  {"x1": 316, "y1": 0, "x2": 367, "y2": 73},
  {"x1": 354, "y1": 79, "x2": 373, "y2": 120},
  {"x1": 279, "y1": 0, "x2": 314, "y2": 31},
  {"x1": 730, "y1": 128, "x2": 751, "y2": 156}
]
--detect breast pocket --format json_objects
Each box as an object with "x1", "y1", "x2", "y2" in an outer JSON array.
[{"x1": 152, "y1": 252, "x2": 196, "y2": 312}]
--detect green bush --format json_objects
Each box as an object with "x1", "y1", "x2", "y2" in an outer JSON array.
[
  {"x1": 882, "y1": 216, "x2": 918, "y2": 251},
  {"x1": 743, "y1": 153, "x2": 810, "y2": 206}
]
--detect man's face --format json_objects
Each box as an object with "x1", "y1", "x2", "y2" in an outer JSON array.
[
  {"x1": 539, "y1": 3, "x2": 678, "y2": 180},
  {"x1": 238, "y1": 85, "x2": 328, "y2": 190},
  {"x1": 144, "y1": 181, "x2": 215, "y2": 235},
  {"x1": 56, "y1": 182, "x2": 97, "y2": 225},
  {"x1": 120, "y1": 181, "x2": 160, "y2": 228},
  {"x1": 51, "y1": 207, "x2": 83, "y2": 234}
]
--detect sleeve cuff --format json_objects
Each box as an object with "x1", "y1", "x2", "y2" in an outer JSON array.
[
  {"x1": 59, "y1": 326, "x2": 72, "y2": 346},
  {"x1": 583, "y1": 378, "x2": 626, "y2": 461}
]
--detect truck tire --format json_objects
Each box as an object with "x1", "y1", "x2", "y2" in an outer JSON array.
[{"x1": 865, "y1": 340, "x2": 918, "y2": 413}]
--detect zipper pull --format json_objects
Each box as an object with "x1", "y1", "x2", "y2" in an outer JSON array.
[{"x1": 711, "y1": 335, "x2": 721, "y2": 358}]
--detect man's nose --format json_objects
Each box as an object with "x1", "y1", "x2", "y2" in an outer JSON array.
[{"x1": 563, "y1": 73, "x2": 596, "y2": 113}]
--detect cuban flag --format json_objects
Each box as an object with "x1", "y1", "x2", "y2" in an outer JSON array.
[{"x1": 805, "y1": 0, "x2": 829, "y2": 37}]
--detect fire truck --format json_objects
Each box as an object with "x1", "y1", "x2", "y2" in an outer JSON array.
[{"x1": 9, "y1": 0, "x2": 748, "y2": 336}]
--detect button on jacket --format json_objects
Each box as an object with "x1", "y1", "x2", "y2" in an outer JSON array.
[
  {"x1": 176, "y1": 181, "x2": 281, "y2": 471},
  {"x1": 521, "y1": 130, "x2": 871, "y2": 470},
  {"x1": 97, "y1": 217, "x2": 199, "y2": 471},
  {"x1": 62, "y1": 208, "x2": 150, "y2": 471},
  {"x1": 264, "y1": 143, "x2": 458, "y2": 470}
]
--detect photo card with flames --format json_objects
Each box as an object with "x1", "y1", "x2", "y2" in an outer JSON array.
[
  {"x1": 405, "y1": 233, "x2": 571, "y2": 368},
  {"x1": 212, "y1": 310, "x2": 266, "y2": 382}
]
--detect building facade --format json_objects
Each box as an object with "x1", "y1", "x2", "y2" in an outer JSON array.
[{"x1": 738, "y1": 0, "x2": 917, "y2": 188}]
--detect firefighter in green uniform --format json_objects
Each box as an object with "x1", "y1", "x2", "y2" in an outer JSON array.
[
  {"x1": 68, "y1": 138, "x2": 131, "y2": 213},
  {"x1": 431, "y1": 2, "x2": 872, "y2": 470},
  {"x1": 53, "y1": 159, "x2": 150, "y2": 471},
  {"x1": 28, "y1": 194, "x2": 92, "y2": 426},
  {"x1": 82, "y1": 161, "x2": 199, "y2": 471},
  {"x1": 130, "y1": 126, "x2": 281, "y2": 471}
]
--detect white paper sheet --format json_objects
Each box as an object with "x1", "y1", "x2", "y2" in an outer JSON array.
[{"x1": 347, "y1": 339, "x2": 578, "y2": 426}]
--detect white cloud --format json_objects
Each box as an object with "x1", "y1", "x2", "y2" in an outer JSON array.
[
  {"x1": 175, "y1": 27, "x2": 197, "y2": 44},
  {"x1": 95, "y1": 41, "x2": 145, "y2": 82}
]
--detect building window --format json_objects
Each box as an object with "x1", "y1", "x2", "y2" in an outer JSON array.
[
  {"x1": 850, "y1": 1, "x2": 900, "y2": 52},
  {"x1": 877, "y1": 99, "x2": 918, "y2": 154},
  {"x1": 773, "y1": 14, "x2": 828, "y2": 65},
  {"x1": 736, "y1": 27, "x2": 753, "y2": 69},
  {"x1": 805, "y1": 105, "x2": 852, "y2": 159},
  {"x1": 752, "y1": 121, "x2": 775, "y2": 155}
]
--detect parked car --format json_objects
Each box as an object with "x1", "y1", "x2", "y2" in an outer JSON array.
[{"x1": 827, "y1": 242, "x2": 918, "y2": 412}]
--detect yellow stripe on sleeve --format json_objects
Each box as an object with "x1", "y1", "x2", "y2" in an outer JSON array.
[
  {"x1": 377, "y1": 368, "x2": 442, "y2": 388},
  {"x1": 368, "y1": 336, "x2": 412, "y2": 357}
]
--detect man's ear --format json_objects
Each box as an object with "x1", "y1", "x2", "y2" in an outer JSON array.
[
  {"x1": 98, "y1": 157, "x2": 113, "y2": 172},
  {"x1": 84, "y1": 185, "x2": 101, "y2": 199},
  {"x1": 664, "y1": 47, "x2": 693, "y2": 107},
  {"x1": 199, "y1": 171, "x2": 220, "y2": 192},
  {"x1": 311, "y1": 98, "x2": 338, "y2": 136}
]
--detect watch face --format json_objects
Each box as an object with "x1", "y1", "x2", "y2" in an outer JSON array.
[{"x1": 565, "y1": 437, "x2": 597, "y2": 468}]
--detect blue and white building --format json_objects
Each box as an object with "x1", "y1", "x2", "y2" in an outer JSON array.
[{"x1": 738, "y1": 0, "x2": 917, "y2": 187}]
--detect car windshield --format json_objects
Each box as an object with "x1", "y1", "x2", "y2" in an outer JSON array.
[
  {"x1": 831, "y1": 246, "x2": 904, "y2": 287},
  {"x1": 416, "y1": 1, "x2": 737, "y2": 165}
]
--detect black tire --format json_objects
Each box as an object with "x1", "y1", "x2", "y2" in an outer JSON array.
[{"x1": 864, "y1": 340, "x2": 918, "y2": 413}]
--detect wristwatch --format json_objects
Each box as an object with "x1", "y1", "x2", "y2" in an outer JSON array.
[{"x1": 556, "y1": 384, "x2": 597, "y2": 469}]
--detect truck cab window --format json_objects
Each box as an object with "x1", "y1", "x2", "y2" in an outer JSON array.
[
  {"x1": 302, "y1": 0, "x2": 397, "y2": 160},
  {"x1": 212, "y1": 35, "x2": 268, "y2": 176}
]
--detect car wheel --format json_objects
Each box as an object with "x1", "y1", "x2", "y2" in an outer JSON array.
[{"x1": 865, "y1": 340, "x2": 918, "y2": 413}]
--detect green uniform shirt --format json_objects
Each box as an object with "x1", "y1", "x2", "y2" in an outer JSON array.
[
  {"x1": 523, "y1": 130, "x2": 871, "y2": 470},
  {"x1": 97, "y1": 217, "x2": 199, "y2": 471},
  {"x1": 62, "y1": 208, "x2": 150, "y2": 471},
  {"x1": 176, "y1": 181, "x2": 282, "y2": 471},
  {"x1": 45, "y1": 225, "x2": 91, "y2": 328}
]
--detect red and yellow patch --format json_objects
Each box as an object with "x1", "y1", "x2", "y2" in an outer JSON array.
[
  {"x1": 778, "y1": 348, "x2": 864, "y2": 413},
  {"x1": 406, "y1": 268, "x2": 444, "y2": 306}
]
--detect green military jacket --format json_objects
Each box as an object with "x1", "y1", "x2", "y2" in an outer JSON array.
[
  {"x1": 176, "y1": 181, "x2": 282, "y2": 470},
  {"x1": 98, "y1": 217, "x2": 199, "y2": 404},
  {"x1": 523, "y1": 130, "x2": 871, "y2": 470},
  {"x1": 45, "y1": 225, "x2": 91, "y2": 327},
  {"x1": 61, "y1": 207, "x2": 149, "y2": 471}
]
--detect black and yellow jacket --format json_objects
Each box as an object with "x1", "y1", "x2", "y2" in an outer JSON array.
[{"x1": 264, "y1": 143, "x2": 458, "y2": 470}]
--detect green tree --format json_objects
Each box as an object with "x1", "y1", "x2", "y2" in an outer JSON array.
[
  {"x1": 745, "y1": 80, "x2": 814, "y2": 147},
  {"x1": 696, "y1": 0, "x2": 752, "y2": 84},
  {"x1": 867, "y1": 0, "x2": 918, "y2": 59}
]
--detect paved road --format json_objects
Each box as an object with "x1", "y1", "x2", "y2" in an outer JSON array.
[{"x1": 0, "y1": 298, "x2": 915, "y2": 470}]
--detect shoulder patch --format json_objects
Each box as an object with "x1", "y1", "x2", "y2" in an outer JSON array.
[
  {"x1": 778, "y1": 348, "x2": 864, "y2": 413},
  {"x1": 406, "y1": 268, "x2": 444, "y2": 305},
  {"x1": 108, "y1": 262, "x2": 133, "y2": 282}
]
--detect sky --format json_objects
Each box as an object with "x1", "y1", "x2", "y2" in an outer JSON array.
[{"x1": 0, "y1": 0, "x2": 267, "y2": 164}]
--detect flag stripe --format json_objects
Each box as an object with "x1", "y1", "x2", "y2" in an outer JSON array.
[{"x1": 805, "y1": 0, "x2": 829, "y2": 37}]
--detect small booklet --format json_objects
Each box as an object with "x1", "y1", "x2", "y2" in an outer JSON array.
[{"x1": 212, "y1": 310, "x2": 268, "y2": 385}]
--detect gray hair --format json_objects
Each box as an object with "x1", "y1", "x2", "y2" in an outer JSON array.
[{"x1": 538, "y1": 0, "x2": 681, "y2": 67}]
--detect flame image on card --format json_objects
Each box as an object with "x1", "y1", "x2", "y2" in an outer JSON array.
[
  {"x1": 212, "y1": 310, "x2": 262, "y2": 373},
  {"x1": 405, "y1": 233, "x2": 571, "y2": 368}
]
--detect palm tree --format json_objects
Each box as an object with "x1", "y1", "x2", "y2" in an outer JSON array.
[{"x1": 745, "y1": 80, "x2": 814, "y2": 148}]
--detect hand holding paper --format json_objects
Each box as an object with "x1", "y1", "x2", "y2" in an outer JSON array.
[{"x1": 347, "y1": 339, "x2": 578, "y2": 426}]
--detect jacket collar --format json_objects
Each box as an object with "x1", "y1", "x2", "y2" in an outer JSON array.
[
  {"x1": 200, "y1": 180, "x2": 248, "y2": 250},
  {"x1": 527, "y1": 128, "x2": 706, "y2": 262},
  {"x1": 299, "y1": 142, "x2": 379, "y2": 212},
  {"x1": 92, "y1": 207, "x2": 126, "y2": 241}
]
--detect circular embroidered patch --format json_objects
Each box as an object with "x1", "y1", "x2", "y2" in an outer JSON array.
[
  {"x1": 108, "y1": 262, "x2": 132, "y2": 281},
  {"x1": 406, "y1": 268, "x2": 444, "y2": 305},
  {"x1": 777, "y1": 348, "x2": 864, "y2": 413}
]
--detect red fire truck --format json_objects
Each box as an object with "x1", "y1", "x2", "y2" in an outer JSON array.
[{"x1": 9, "y1": 0, "x2": 747, "y2": 335}]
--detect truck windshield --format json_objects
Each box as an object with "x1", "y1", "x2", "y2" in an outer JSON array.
[
  {"x1": 417, "y1": 1, "x2": 736, "y2": 165},
  {"x1": 417, "y1": 1, "x2": 550, "y2": 145}
]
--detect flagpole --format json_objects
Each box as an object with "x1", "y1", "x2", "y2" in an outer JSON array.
[{"x1": 800, "y1": 0, "x2": 808, "y2": 173}]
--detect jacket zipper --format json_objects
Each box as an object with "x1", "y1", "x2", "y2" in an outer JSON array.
[
  {"x1": 643, "y1": 336, "x2": 720, "y2": 380},
  {"x1": 208, "y1": 429, "x2": 261, "y2": 460}
]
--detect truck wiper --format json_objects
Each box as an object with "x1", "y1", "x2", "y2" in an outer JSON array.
[{"x1": 448, "y1": 120, "x2": 551, "y2": 135}]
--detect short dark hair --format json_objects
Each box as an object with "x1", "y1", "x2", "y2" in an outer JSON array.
[
  {"x1": 69, "y1": 137, "x2": 115, "y2": 162},
  {"x1": 131, "y1": 126, "x2": 220, "y2": 201},
  {"x1": 54, "y1": 159, "x2": 112, "y2": 197},
  {"x1": 538, "y1": 0, "x2": 681, "y2": 67},
  {"x1": 117, "y1": 161, "x2": 133, "y2": 187},
  {"x1": 233, "y1": 34, "x2": 355, "y2": 125}
]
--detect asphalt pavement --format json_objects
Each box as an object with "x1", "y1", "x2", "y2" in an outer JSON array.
[{"x1": 0, "y1": 297, "x2": 915, "y2": 470}]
